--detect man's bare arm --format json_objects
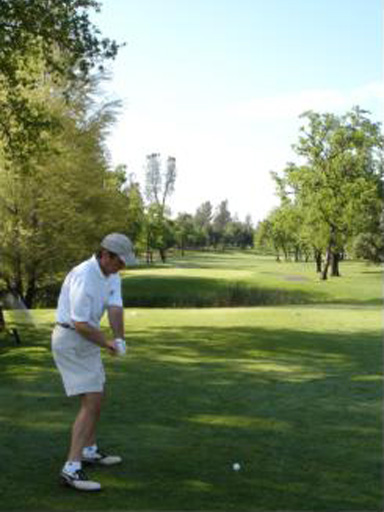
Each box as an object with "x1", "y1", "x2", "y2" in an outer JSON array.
[{"x1": 107, "y1": 306, "x2": 125, "y2": 339}]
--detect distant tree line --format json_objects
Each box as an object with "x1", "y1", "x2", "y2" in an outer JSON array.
[
  {"x1": 175, "y1": 202, "x2": 254, "y2": 254},
  {"x1": 254, "y1": 107, "x2": 384, "y2": 279},
  {"x1": 122, "y1": 152, "x2": 254, "y2": 263}
]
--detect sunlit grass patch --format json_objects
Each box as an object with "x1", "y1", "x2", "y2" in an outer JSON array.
[
  {"x1": 121, "y1": 252, "x2": 382, "y2": 307},
  {"x1": 188, "y1": 414, "x2": 291, "y2": 431}
]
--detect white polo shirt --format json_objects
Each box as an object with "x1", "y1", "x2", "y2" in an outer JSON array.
[{"x1": 56, "y1": 255, "x2": 123, "y2": 328}]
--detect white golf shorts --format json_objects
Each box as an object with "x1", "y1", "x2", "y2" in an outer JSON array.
[{"x1": 51, "y1": 325, "x2": 106, "y2": 396}]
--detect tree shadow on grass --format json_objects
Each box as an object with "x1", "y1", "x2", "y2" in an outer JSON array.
[
  {"x1": 122, "y1": 275, "x2": 327, "y2": 308},
  {"x1": 0, "y1": 321, "x2": 382, "y2": 511}
]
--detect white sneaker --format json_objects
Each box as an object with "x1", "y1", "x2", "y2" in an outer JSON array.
[
  {"x1": 61, "y1": 468, "x2": 101, "y2": 491},
  {"x1": 82, "y1": 448, "x2": 122, "y2": 466}
]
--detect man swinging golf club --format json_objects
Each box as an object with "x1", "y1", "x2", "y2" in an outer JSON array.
[{"x1": 51, "y1": 233, "x2": 136, "y2": 491}]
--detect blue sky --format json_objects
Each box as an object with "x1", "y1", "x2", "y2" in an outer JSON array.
[{"x1": 94, "y1": 0, "x2": 383, "y2": 223}]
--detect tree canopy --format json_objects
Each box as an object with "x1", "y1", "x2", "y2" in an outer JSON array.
[
  {"x1": 0, "y1": 0, "x2": 119, "y2": 83},
  {"x1": 256, "y1": 107, "x2": 383, "y2": 277}
]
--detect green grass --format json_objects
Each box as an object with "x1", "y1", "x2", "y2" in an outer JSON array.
[
  {"x1": 121, "y1": 251, "x2": 382, "y2": 307},
  {"x1": 0, "y1": 252, "x2": 382, "y2": 511}
]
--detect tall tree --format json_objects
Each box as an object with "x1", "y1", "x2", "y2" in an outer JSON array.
[
  {"x1": 144, "y1": 153, "x2": 177, "y2": 262},
  {"x1": 194, "y1": 201, "x2": 213, "y2": 249},
  {"x1": 122, "y1": 172, "x2": 145, "y2": 247},
  {"x1": 145, "y1": 153, "x2": 177, "y2": 209},
  {"x1": 0, "y1": 1, "x2": 123, "y2": 307},
  {"x1": 273, "y1": 107, "x2": 383, "y2": 278},
  {"x1": 0, "y1": 72, "x2": 126, "y2": 307},
  {"x1": 212, "y1": 200, "x2": 231, "y2": 249},
  {"x1": 175, "y1": 213, "x2": 196, "y2": 255},
  {"x1": 194, "y1": 201, "x2": 213, "y2": 229}
]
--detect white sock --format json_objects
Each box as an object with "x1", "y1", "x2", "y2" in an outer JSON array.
[
  {"x1": 82, "y1": 444, "x2": 98, "y2": 457},
  {"x1": 63, "y1": 460, "x2": 81, "y2": 473}
]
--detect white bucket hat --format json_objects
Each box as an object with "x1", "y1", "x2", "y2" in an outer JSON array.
[{"x1": 100, "y1": 233, "x2": 137, "y2": 266}]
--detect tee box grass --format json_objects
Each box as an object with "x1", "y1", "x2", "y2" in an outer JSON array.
[{"x1": 0, "y1": 251, "x2": 382, "y2": 511}]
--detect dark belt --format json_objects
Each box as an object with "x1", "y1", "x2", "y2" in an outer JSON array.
[{"x1": 56, "y1": 322, "x2": 75, "y2": 330}]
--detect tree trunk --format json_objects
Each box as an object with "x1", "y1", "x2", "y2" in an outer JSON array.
[
  {"x1": 321, "y1": 249, "x2": 331, "y2": 280},
  {"x1": 13, "y1": 259, "x2": 24, "y2": 300},
  {"x1": 146, "y1": 233, "x2": 152, "y2": 264},
  {"x1": 331, "y1": 252, "x2": 341, "y2": 277},
  {"x1": 159, "y1": 248, "x2": 167, "y2": 263},
  {"x1": 146, "y1": 250, "x2": 153, "y2": 264},
  {"x1": 314, "y1": 250, "x2": 322, "y2": 273},
  {"x1": 0, "y1": 306, "x2": 5, "y2": 331},
  {"x1": 25, "y1": 272, "x2": 37, "y2": 309},
  {"x1": 322, "y1": 227, "x2": 337, "y2": 280}
]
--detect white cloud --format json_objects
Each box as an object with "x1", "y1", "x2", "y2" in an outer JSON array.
[{"x1": 228, "y1": 81, "x2": 383, "y2": 121}]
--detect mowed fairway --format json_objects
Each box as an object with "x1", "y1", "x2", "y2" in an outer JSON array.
[{"x1": 0, "y1": 253, "x2": 382, "y2": 511}]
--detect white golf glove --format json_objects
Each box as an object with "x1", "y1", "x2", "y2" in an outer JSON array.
[{"x1": 114, "y1": 338, "x2": 126, "y2": 355}]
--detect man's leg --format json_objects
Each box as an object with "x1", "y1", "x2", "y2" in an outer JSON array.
[
  {"x1": 68, "y1": 392, "x2": 103, "y2": 462},
  {"x1": 60, "y1": 392, "x2": 103, "y2": 491},
  {"x1": 78, "y1": 389, "x2": 122, "y2": 467}
]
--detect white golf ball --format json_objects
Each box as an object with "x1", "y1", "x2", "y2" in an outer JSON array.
[{"x1": 232, "y1": 462, "x2": 241, "y2": 471}]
